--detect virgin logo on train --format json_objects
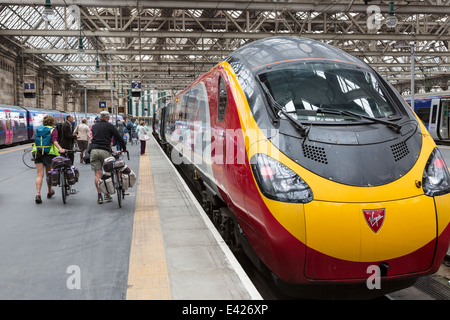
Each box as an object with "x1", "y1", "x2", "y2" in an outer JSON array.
[{"x1": 363, "y1": 209, "x2": 386, "y2": 233}]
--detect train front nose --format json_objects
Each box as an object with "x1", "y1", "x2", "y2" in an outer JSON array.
[{"x1": 303, "y1": 196, "x2": 437, "y2": 280}]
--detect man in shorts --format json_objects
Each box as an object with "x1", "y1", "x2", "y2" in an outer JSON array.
[{"x1": 90, "y1": 111, "x2": 127, "y2": 204}]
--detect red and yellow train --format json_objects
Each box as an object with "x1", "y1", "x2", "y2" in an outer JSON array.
[{"x1": 153, "y1": 37, "x2": 450, "y2": 298}]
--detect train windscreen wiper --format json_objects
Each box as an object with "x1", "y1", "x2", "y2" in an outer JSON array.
[
  {"x1": 316, "y1": 108, "x2": 402, "y2": 133},
  {"x1": 258, "y1": 81, "x2": 309, "y2": 137}
]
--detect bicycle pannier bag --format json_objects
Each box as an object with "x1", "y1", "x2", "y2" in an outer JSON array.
[
  {"x1": 98, "y1": 172, "x2": 115, "y2": 194},
  {"x1": 102, "y1": 156, "x2": 115, "y2": 172},
  {"x1": 66, "y1": 166, "x2": 78, "y2": 185},
  {"x1": 52, "y1": 156, "x2": 67, "y2": 169},
  {"x1": 114, "y1": 159, "x2": 125, "y2": 169},
  {"x1": 47, "y1": 168, "x2": 60, "y2": 186},
  {"x1": 120, "y1": 165, "x2": 137, "y2": 190}
]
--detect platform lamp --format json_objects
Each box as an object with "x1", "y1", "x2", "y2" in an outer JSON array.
[
  {"x1": 95, "y1": 55, "x2": 101, "y2": 74},
  {"x1": 42, "y1": 0, "x2": 55, "y2": 22},
  {"x1": 385, "y1": 1, "x2": 398, "y2": 28},
  {"x1": 77, "y1": 28, "x2": 85, "y2": 58},
  {"x1": 95, "y1": 41, "x2": 101, "y2": 74}
]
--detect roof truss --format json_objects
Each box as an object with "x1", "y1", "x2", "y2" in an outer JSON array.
[{"x1": 0, "y1": 0, "x2": 449, "y2": 94}]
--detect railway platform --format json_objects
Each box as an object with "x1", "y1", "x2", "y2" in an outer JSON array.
[{"x1": 0, "y1": 137, "x2": 261, "y2": 300}]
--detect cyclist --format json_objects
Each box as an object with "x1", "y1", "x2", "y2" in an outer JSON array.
[{"x1": 89, "y1": 111, "x2": 127, "y2": 204}]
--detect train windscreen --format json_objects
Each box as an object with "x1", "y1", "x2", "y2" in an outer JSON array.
[{"x1": 258, "y1": 62, "x2": 398, "y2": 122}]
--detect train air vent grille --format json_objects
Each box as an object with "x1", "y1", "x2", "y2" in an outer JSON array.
[
  {"x1": 302, "y1": 144, "x2": 328, "y2": 164},
  {"x1": 390, "y1": 141, "x2": 409, "y2": 162}
]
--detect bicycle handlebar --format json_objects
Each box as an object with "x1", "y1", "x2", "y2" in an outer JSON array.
[
  {"x1": 112, "y1": 150, "x2": 130, "y2": 161},
  {"x1": 60, "y1": 150, "x2": 81, "y2": 154}
]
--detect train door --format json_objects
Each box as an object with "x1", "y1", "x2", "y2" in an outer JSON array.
[
  {"x1": 5, "y1": 109, "x2": 12, "y2": 145},
  {"x1": 428, "y1": 98, "x2": 449, "y2": 141},
  {"x1": 440, "y1": 100, "x2": 450, "y2": 140},
  {"x1": 0, "y1": 108, "x2": 5, "y2": 145}
]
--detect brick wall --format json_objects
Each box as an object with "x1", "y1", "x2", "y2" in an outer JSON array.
[{"x1": 0, "y1": 42, "x2": 123, "y2": 115}]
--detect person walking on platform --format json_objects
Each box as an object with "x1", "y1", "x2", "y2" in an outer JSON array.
[
  {"x1": 74, "y1": 118, "x2": 91, "y2": 163},
  {"x1": 137, "y1": 120, "x2": 149, "y2": 155},
  {"x1": 89, "y1": 111, "x2": 127, "y2": 204},
  {"x1": 60, "y1": 114, "x2": 77, "y2": 164},
  {"x1": 115, "y1": 119, "x2": 125, "y2": 151},
  {"x1": 124, "y1": 119, "x2": 135, "y2": 144},
  {"x1": 32, "y1": 115, "x2": 65, "y2": 203}
]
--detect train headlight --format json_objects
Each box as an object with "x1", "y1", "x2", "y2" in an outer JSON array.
[
  {"x1": 422, "y1": 148, "x2": 450, "y2": 197},
  {"x1": 251, "y1": 154, "x2": 313, "y2": 203}
]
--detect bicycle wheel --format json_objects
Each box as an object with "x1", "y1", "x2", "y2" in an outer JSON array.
[
  {"x1": 115, "y1": 171, "x2": 122, "y2": 208},
  {"x1": 61, "y1": 170, "x2": 67, "y2": 204},
  {"x1": 22, "y1": 149, "x2": 36, "y2": 169}
]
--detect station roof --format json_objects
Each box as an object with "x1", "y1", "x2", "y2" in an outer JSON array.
[{"x1": 0, "y1": 0, "x2": 449, "y2": 95}]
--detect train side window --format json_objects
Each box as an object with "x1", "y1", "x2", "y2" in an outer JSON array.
[
  {"x1": 416, "y1": 108, "x2": 430, "y2": 124},
  {"x1": 217, "y1": 76, "x2": 227, "y2": 122},
  {"x1": 431, "y1": 103, "x2": 438, "y2": 123}
]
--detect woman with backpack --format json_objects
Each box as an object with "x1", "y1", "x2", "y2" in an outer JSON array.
[{"x1": 32, "y1": 115, "x2": 66, "y2": 203}]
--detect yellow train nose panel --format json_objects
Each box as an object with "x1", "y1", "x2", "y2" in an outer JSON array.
[{"x1": 304, "y1": 196, "x2": 437, "y2": 263}]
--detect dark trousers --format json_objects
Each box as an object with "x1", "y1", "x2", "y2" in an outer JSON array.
[{"x1": 140, "y1": 140, "x2": 146, "y2": 155}]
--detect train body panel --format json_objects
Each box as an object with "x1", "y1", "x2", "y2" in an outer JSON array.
[
  {"x1": 154, "y1": 37, "x2": 450, "y2": 297},
  {"x1": 0, "y1": 105, "x2": 102, "y2": 147},
  {"x1": 0, "y1": 105, "x2": 28, "y2": 145},
  {"x1": 406, "y1": 91, "x2": 450, "y2": 142}
]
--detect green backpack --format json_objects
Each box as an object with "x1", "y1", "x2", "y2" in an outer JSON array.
[{"x1": 34, "y1": 126, "x2": 54, "y2": 155}]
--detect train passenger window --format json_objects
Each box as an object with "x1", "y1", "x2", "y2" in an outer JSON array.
[
  {"x1": 431, "y1": 104, "x2": 438, "y2": 123},
  {"x1": 416, "y1": 108, "x2": 430, "y2": 124},
  {"x1": 218, "y1": 76, "x2": 227, "y2": 122}
]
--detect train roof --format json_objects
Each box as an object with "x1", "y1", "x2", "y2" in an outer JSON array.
[
  {"x1": 403, "y1": 90, "x2": 450, "y2": 101},
  {"x1": 226, "y1": 36, "x2": 369, "y2": 72}
]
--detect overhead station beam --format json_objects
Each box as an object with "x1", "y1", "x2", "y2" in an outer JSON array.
[
  {"x1": 3, "y1": 29, "x2": 450, "y2": 41},
  {"x1": 3, "y1": 1, "x2": 450, "y2": 14},
  {"x1": 22, "y1": 48, "x2": 450, "y2": 58}
]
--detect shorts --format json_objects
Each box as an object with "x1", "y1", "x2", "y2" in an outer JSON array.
[
  {"x1": 90, "y1": 148, "x2": 111, "y2": 171},
  {"x1": 34, "y1": 154, "x2": 56, "y2": 167}
]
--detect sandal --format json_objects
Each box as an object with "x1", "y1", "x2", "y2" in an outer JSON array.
[
  {"x1": 47, "y1": 189, "x2": 55, "y2": 199},
  {"x1": 35, "y1": 195, "x2": 42, "y2": 204}
]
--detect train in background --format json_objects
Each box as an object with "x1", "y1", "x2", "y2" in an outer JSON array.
[
  {"x1": 0, "y1": 104, "x2": 123, "y2": 147},
  {"x1": 405, "y1": 91, "x2": 450, "y2": 143},
  {"x1": 153, "y1": 36, "x2": 450, "y2": 299}
]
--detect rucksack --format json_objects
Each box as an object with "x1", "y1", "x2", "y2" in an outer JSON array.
[{"x1": 35, "y1": 126, "x2": 53, "y2": 155}]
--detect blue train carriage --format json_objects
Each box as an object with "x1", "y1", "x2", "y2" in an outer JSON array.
[
  {"x1": 405, "y1": 91, "x2": 450, "y2": 142},
  {"x1": 0, "y1": 104, "x2": 28, "y2": 146},
  {"x1": 25, "y1": 107, "x2": 65, "y2": 140}
]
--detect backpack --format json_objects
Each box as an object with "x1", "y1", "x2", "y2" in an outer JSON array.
[{"x1": 35, "y1": 126, "x2": 53, "y2": 155}]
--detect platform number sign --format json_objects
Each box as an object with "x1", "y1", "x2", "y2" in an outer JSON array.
[
  {"x1": 132, "y1": 82, "x2": 141, "y2": 90},
  {"x1": 24, "y1": 82, "x2": 36, "y2": 98},
  {"x1": 24, "y1": 83, "x2": 35, "y2": 90},
  {"x1": 99, "y1": 101, "x2": 107, "y2": 108}
]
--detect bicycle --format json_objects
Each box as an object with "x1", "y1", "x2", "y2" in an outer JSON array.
[
  {"x1": 110, "y1": 150, "x2": 130, "y2": 208},
  {"x1": 49, "y1": 150, "x2": 80, "y2": 204},
  {"x1": 22, "y1": 147, "x2": 36, "y2": 169}
]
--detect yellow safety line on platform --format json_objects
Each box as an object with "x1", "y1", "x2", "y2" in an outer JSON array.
[
  {"x1": 0, "y1": 144, "x2": 31, "y2": 155},
  {"x1": 126, "y1": 144, "x2": 172, "y2": 300}
]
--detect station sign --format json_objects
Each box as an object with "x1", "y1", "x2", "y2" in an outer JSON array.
[{"x1": 24, "y1": 82, "x2": 36, "y2": 98}]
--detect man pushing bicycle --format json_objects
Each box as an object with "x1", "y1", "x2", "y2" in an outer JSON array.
[{"x1": 89, "y1": 111, "x2": 127, "y2": 204}]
